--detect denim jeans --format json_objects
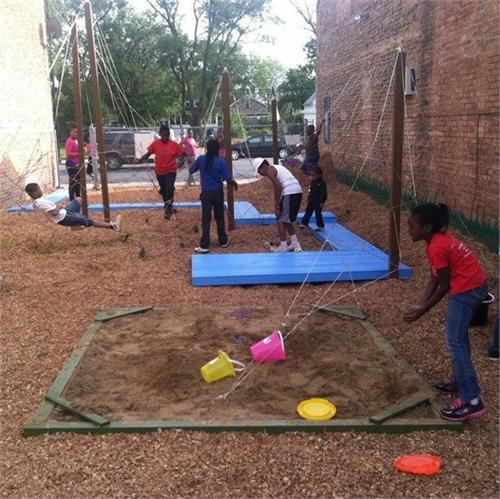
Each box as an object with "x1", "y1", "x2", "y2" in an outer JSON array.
[
  {"x1": 66, "y1": 160, "x2": 81, "y2": 200},
  {"x1": 199, "y1": 190, "x2": 227, "y2": 249},
  {"x1": 302, "y1": 201, "x2": 324, "y2": 228},
  {"x1": 58, "y1": 199, "x2": 94, "y2": 227},
  {"x1": 446, "y1": 283, "x2": 488, "y2": 400},
  {"x1": 157, "y1": 172, "x2": 176, "y2": 215}
]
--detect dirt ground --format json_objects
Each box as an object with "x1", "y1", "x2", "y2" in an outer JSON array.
[
  {"x1": 0, "y1": 175, "x2": 498, "y2": 498},
  {"x1": 61, "y1": 306, "x2": 425, "y2": 422}
]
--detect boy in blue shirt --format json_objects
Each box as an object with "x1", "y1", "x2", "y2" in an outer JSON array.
[{"x1": 189, "y1": 139, "x2": 238, "y2": 253}]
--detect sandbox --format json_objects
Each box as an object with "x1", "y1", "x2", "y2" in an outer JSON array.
[{"x1": 24, "y1": 306, "x2": 463, "y2": 435}]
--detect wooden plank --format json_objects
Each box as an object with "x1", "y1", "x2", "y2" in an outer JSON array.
[
  {"x1": 22, "y1": 417, "x2": 463, "y2": 437},
  {"x1": 95, "y1": 306, "x2": 153, "y2": 322},
  {"x1": 312, "y1": 304, "x2": 366, "y2": 320},
  {"x1": 45, "y1": 393, "x2": 109, "y2": 426},
  {"x1": 24, "y1": 322, "x2": 100, "y2": 428},
  {"x1": 47, "y1": 322, "x2": 100, "y2": 397},
  {"x1": 369, "y1": 392, "x2": 431, "y2": 424}
]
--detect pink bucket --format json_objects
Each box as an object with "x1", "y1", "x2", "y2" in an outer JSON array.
[{"x1": 250, "y1": 330, "x2": 286, "y2": 363}]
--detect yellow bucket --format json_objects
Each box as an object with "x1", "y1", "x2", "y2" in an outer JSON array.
[{"x1": 200, "y1": 351, "x2": 245, "y2": 383}]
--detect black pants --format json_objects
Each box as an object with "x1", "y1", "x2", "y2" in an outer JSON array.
[
  {"x1": 200, "y1": 190, "x2": 227, "y2": 249},
  {"x1": 302, "y1": 201, "x2": 324, "y2": 228},
  {"x1": 157, "y1": 172, "x2": 176, "y2": 215},
  {"x1": 66, "y1": 161, "x2": 80, "y2": 201}
]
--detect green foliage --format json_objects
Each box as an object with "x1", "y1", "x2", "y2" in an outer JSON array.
[{"x1": 48, "y1": 0, "x2": 275, "y2": 130}]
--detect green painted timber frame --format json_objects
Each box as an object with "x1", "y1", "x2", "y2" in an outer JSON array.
[{"x1": 23, "y1": 307, "x2": 463, "y2": 436}]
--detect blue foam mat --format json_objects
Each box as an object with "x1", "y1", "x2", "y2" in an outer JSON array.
[
  {"x1": 192, "y1": 248, "x2": 411, "y2": 286},
  {"x1": 8, "y1": 198, "x2": 335, "y2": 226},
  {"x1": 8, "y1": 188, "x2": 68, "y2": 212}
]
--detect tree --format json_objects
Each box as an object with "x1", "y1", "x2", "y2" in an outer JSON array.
[
  {"x1": 47, "y1": 0, "x2": 182, "y2": 128},
  {"x1": 146, "y1": 0, "x2": 271, "y2": 126}
]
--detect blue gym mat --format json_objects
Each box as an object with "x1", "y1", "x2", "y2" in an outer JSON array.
[
  {"x1": 7, "y1": 188, "x2": 68, "y2": 212},
  {"x1": 8, "y1": 199, "x2": 335, "y2": 226},
  {"x1": 191, "y1": 209, "x2": 411, "y2": 286},
  {"x1": 192, "y1": 248, "x2": 411, "y2": 286}
]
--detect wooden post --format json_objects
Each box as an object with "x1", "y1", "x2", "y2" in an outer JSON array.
[
  {"x1": 70, "y1": 24, "x2": 88, "y2": 216},
  {"x1": 222, "y1": 68, "x2": 235, "y2": 230},
  {"x1": 388, "y1": 47, "x2": 405, "y2": 278},
  {"x1": 85, "y1": 1, "x2": 110, "y2": 222},
  {"x1": 271, "y1": 89, "x2": 279, "y2": 165}
]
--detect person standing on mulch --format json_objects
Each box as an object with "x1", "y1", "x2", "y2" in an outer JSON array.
[
  {"x1": 300, "y1": 120, "x2": 324, "y2": 175},
  {"x1": 189, "y1": 139, "x2": 238, "y2": 253},
  {"x1": 65, "y1": 124, "x2": 82, "y2": 200},
  {"x1": 25, "y1": 183, "x2": 121, "y2": 232},
  {"x1": 254, "y1": 158, "x2": 303, "y2": 253},
  {"x1": 182, "y1": 129, "x2": 199, "y2": 186},
  {"x1": 136, "y1": 124, "x2": 189, "y2": 220},
  {"x1": 405, "y1": 202, "x2": 489, "y2": 422},
  {"x1": 300, "y1": 166, "x2": 328, "y2": 231}
]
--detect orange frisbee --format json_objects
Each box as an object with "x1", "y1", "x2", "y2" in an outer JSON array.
[{"x1": 393, "y1": 454, "x2": 442, "y2": 476}]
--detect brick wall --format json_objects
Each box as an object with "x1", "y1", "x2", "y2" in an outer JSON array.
[
  {"x1": 0, "y1": 0, "x2": 57, "y2": 206},
  {"x1": 316, "y1": 0, "x2": 499, "y2": 224}
]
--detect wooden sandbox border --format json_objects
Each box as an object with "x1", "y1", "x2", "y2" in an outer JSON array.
[{"x1": 23, "y1": 306, "x2": 463, "y2": 436}]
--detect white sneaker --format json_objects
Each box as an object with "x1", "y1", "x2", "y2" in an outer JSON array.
[
  {"x1": 265, "y1": 241, "x2": 288, "y2": 253},
  {"x1": 194, "y1": 247, "x2": 209, "y2": 253},
  {"x1": 287, "y1": 244, "x2": 303, "y2": 252}
]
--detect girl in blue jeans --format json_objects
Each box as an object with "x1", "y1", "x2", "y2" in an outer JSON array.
[{"x1": 405, "y1": 203, "x2": 488, "y2": 421}]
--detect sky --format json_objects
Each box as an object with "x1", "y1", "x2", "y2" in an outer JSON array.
[{"x1": 130, "y1": 0, "x2": 314, "y2": 69}]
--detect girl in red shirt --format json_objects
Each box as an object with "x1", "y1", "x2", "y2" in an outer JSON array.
[{"x1": 405, "y1": 203, "x2": 488, "y2": 421}]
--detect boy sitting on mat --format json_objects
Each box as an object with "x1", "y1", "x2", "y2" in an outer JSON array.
[{"x1": 25, "y1": 183, "x2": 121, "y2": 232}]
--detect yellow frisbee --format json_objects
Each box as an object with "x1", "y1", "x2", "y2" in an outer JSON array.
[{"x1": 297, "y1": 398, "x2": 337, "y2": 421}]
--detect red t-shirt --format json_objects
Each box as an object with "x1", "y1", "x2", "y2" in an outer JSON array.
[
  {"x1": 147, "y1": 139, "x2": 184, "y2": 175},
  {"x1": 65, "y1": 137, "x2": 79, "y2": 162},
  {"x1": 426, "y1": 232, "x2": 487, "y2": 295}
]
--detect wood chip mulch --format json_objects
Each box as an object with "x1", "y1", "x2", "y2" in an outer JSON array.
[{"x1": 0, "y1": 176, "x2": 498, "y2": 498}]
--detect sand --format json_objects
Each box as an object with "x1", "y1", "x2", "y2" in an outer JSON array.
[{"x1": 62, "y1": 306, "x2": 427, "y2": 423}]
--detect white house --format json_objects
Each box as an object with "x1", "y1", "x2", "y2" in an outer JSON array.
[
  {"x1": 0, "y1": 0, "x2": 58, "y2": 206},
  {"x1": 303, "y1": 92, "x2": 316, "y2": 127}
]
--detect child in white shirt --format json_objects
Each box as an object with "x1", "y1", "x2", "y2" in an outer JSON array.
[{"x1": 25, "y1": 183, "x2": 121, "y2": 231}]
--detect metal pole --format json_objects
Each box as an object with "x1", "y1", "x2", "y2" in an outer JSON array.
[
  {"x1": 84, "y1": 1, "x2": 110, "y2": 221},
  {"x1": 271, "y1": 90, "x2": 279, "y2": 165},
  {"x1": 388, "y1": 47, "x2": 405, "y2": 278},
  {"x1": 222, "y1": 68, "x2": 235, "y2": 230},
  {"x1": 71, "y1": 24, "x2": 88, "y2": 216}
]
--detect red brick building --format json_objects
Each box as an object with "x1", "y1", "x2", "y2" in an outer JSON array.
[{"x1": 316, "y1": 0, "x2": 498, "y2": 226}]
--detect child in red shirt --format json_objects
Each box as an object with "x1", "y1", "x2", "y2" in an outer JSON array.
[
  {"x1": 405, "y1": 203, "x2": 488, "y2": 421},
  {"x1": 137, "y1": 124, "x2": 187, "y2": 219},
  {"x1": 65, "y1": 125, "x2": 81, "y2": 200}
]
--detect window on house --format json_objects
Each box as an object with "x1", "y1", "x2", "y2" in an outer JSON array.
[{"x1": 404, "y1": 67, "x2": 416, "y2": 96}]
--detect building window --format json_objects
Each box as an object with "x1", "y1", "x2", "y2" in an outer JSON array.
[
  {"x1": 323, "y1": 96, "x2": 331, "y2": 144},
  {"x1": 404, "y1": 67, "x2": 416, "y2": 96}
]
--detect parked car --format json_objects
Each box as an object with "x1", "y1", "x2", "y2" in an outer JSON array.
[
  {"x1": 231, "y1": 133, "x2": 295, "y2": 161},
  {"x1": 96, "y1": 127, "x2": 188, "y2": 170}
]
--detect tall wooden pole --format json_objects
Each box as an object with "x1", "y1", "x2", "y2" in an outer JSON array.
[
  {"x1": 222, "y1": 68, "x2": 235, "y2": 230},
  {"x1": 271, "y1": 89, "x2": 279, "y2": 165},
  {"x1": 70, "y1": 24, "x2": 88, "y2": 216},
  {"x1": 85, "y1": 1, "x2": 110, "y2": 221},
  {"x1": 388, "y1": 47, "x2": 405, "y2": 278}
]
